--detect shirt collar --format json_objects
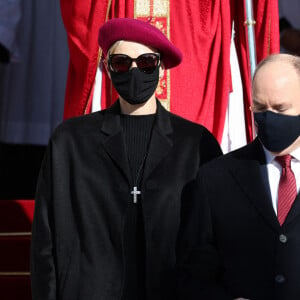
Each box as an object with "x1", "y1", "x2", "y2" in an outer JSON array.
[
  {"x1": 261, "y1": 144, "x2": 274, "y2": 164},
  {"x1": 291, "y1": 147, "x2": 300, "y2": 161},
  {"x1": 261, "y1": 143, "x2": 300, "y2": 164}
]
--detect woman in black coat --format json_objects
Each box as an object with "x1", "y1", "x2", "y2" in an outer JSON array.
[{"x1": 30, "y1": 18, "x2": 222, "y2": 300}]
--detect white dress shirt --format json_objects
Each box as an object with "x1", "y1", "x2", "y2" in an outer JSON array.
[{"x1": 263, "y1": 146, "x2": 300, "y2": 215}]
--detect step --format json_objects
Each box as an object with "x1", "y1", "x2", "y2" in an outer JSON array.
[
  {"x1": 0, "y1": 275, "x2": 31, "y2": 300},
  {"x1": 0, "y1": 236, "x2": 31, "y2": 272}
]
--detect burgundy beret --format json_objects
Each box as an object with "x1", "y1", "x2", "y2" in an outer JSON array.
[{"x1": 98, "y1": 18, "x2": 182, "y2": 69}]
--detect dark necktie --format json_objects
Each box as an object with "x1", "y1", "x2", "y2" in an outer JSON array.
[{"x1": 276, "y1": 155, "x2": 297, "y2": 225}]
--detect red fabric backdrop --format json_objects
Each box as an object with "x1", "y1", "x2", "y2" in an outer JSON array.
[
  {"x1": 60, "y1": 0, "x2": 110, "y2": 118},
  {"x1": 169, "y1": 0, "x2": 232, "y2": 142},
  {"x1": 233, "y1": 0, "x2": 280, "y2": 141},
  {"x1": 61, "y1": 0, "x2": 279, "y2": 143}
]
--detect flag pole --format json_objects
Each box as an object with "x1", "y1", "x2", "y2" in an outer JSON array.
[
  {"x1": 244, "y1": 0, "x2": 257, "y2": 140},
  {"x1": 244, "y1": 0, "x2": 257, "y2": 78}
]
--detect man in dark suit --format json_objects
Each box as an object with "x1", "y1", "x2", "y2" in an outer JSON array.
[
  {"x1": 30, "y1": 18, "x2": 222, "y2": 300},
  {"x1": 177, "y1": 53, "x2": 300, "y2": 300}
]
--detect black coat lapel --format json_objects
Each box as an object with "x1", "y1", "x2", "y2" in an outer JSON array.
[
  {"x1": 228, "y1": 139, "x2": 280, "y2": 231},
  {"x1": 143, "y1": 101, "x2": 173, "y2": 180},
  {"x1": 100, "y1": 101, "x2": 131, "y2": 183},
  {"x1": 283, "y1": 193, "x2": 300, "y2": 226},
  {"x1": 100, "y1": 100, "x2": 173, "y2": 183}
]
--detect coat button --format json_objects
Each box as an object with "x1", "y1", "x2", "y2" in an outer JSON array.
[
  {"x1": 279, "y1": 234, "x2": 288, "y2": 243},
  {"x1": 275, "y1": 275, "x2": 285, "y2": 283}
]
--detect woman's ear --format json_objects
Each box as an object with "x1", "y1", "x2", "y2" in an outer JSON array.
[
  {"x1": 103, "y1": 59, "x2": 111, "y2": 79},
  {"x1": 159, "y1": 62, "x2": 165, "y2": 79}
]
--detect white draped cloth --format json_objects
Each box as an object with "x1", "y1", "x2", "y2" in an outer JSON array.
[{"x1": 221, "y1": 22, "x2": 247, "y2": 154}]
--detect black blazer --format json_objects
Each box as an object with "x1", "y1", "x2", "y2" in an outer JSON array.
[
  {"x1": 177, "y1": 139, "x2": 300, "y2": 300},
  {"x1": 30, "y1": 100, "x2": 222, "y2": 300}
]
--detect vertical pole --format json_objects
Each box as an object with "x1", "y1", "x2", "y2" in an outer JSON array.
[
  {"x1": 244, "y1": 0, "x2": 257, "y2": 78},
  {"x1": 244, "y1": 0, "x2": 257, "y2": 140}
]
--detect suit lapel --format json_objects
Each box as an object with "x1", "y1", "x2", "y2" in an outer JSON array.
[
  {"x1": 143, "y1": 101, "x2": 173, "y2": 180},
  {"x1": 99, "y1": 100, "x2": 174, "y2": 184},
  {"x1": 228, "y1": 139, "x2": 280, "y2": 231},
  {"x1": 100, "y1": 101, "x2": 131, "y2": 183},
  {"x1": 283, "y1": 193, "x2": 300, "y2": 226}
]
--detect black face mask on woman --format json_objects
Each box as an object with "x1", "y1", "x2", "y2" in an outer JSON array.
[
  {"x1": 110, "y1": 65, "x2": 160, "y2": 105},
  {"x1": 254, "y1": 110, "x2": 300, "y2": 152}
]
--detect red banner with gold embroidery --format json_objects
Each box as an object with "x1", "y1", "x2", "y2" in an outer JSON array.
[{"x1": 61, "y1": 0, "x2": 279, "y2": 143}]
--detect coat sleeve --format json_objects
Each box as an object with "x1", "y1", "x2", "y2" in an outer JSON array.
[
  {"x1": 30, "y1": 142, "x2": 57, "y2": 300},
  {"x1": 176, "y1": 169, "x2": 232, "y2": 300}
]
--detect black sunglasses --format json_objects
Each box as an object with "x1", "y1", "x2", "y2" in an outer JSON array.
[{"x1": 108, "y1": 53, "x2": 161, "y2": 74}]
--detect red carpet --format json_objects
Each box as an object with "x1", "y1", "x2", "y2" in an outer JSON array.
[{"x1": 0, "y1": 200, "x2": 34, "y2": 300}]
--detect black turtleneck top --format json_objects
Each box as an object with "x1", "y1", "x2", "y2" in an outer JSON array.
[{"x1": 120, "y1": 113, "x2": 156, "y2": 300}]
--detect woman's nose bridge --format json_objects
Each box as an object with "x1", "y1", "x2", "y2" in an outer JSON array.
[{"x1": 130, "y1": 57, "x2": 138, "y2": 69}]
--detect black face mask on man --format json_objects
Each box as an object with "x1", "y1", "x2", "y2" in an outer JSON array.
[
  {"x1": 254, "y1": 110, "x2": 300, "y2": 152},
  {"x1": 110, "y1": 65, "x2": 160, "y2": 105}
]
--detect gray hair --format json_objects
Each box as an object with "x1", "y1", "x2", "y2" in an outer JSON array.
[{"x1": 253, "y1": 53, "x2": 300, "y2": 81}]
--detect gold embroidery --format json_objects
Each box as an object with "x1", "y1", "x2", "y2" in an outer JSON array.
[
  {"x1": 153, "y1": 0, "x2": 168, "y2": 16},
  {"x1": 135, "y1": 0, "x2": 151, "y2": 16},
  {"x1": 135, "y1": 0, "x2": 171, "y2": 111}
]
